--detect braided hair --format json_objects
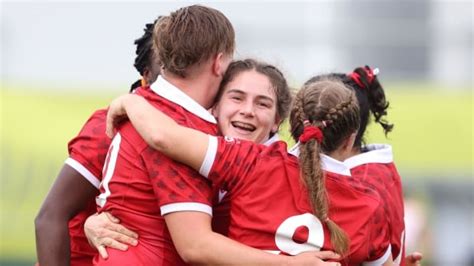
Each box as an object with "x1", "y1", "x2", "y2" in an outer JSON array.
[
  {"x1": 289, "y1": 79, "x2": 360, "y2": 256},
  {"x1": 130, "y1": 18, "x2": 160, "y2": 92}
]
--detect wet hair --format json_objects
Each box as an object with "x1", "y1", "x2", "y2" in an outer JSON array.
[
  {"x1": 153, "y1": 5, "x2": 235, "y2": 78},
  {"x1": 130, "y1": 18, "x2": 161, "y2": 92},
  {"x1": 216, "y1": 59, "x2": 292, "y2": 132},
  {"x1": 289, "y1": 79, "x2": 360, "y2": 256},
  {"x1": 304, "y1": 65, "x2": 393, "y2": 149}
]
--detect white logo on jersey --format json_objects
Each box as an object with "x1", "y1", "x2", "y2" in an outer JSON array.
[
  {"x1": 275, "y1": 213, "x2": 325, "y2": 255},
  {"x1": 218, "y1": 189, "x2": 228, "y2": 203},
  {"x1": 96, "y1": 133, "x2": 122, "y2": 207}
]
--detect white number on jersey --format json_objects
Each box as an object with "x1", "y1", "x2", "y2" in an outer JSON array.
[
  {"x1": 275, "y1": 213, "x2": 325, "y2": 255},
  {"x1": 96, "y1": 133, "x2": 122, "y2": 207}
]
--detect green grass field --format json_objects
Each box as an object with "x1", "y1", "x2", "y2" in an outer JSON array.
[{"x1": 1, "y1": 84, "x2": 472, "y2": 261}]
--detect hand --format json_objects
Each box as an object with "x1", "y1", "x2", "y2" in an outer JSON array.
[
  {"x1": 289, "y1": 250, "x2": 341, "y2": 266},
  {"x1": 106, "y1": 94, "x2": 132, "y2": 138},
  {"x1": 84, "y1": 212, "x2": 139, "y2": 259},
  {"x1": 405, "y1": 252, "x2": 423, "y2": 266}
]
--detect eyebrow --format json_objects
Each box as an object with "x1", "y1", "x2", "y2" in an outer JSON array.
[{"x1": 226, "y1": 89, "x2": 275, "y2": 103}]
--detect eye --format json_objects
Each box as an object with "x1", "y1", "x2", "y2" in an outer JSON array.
[
  {"x1": 231, "y1": 96, "x2": 243, "y2": 102},
  {"x1": 257, "y1": 102, "x2": 271, "y2": 108}
]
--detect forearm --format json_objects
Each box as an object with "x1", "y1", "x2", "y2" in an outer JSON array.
[
  {"x1": 188, "y1": 231, "x2": 290, "y2": 265},
  {"x1": 35, "y1": 164, "x2": 98, "y2": 265},
  {"x1": 166, "y1": 211, "x2": 291, "y2": 266},
  {"x1": 35, "y1": 215, "x2": 71, "y2": 266}
]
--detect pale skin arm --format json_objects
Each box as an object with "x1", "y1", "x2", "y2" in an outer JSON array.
[
  {"x1": 104, "y1": 94, "x2": 342, "y2": 265},
  {"x1": 106, "y1": 94, "x2": 210, "y2": 172}
]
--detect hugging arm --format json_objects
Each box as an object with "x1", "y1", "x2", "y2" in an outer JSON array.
[
  {"x1": 106, "y1": 94, "x2": 342, "y2": 265},
  {"x1": 106, "y1": 94, "x2": 209, "y2": 172},
  {"x1": 35, "y1": 165, "x2": 97, "y2": 266}
]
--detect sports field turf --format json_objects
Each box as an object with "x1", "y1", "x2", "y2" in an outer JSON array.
[{"x1": 1, "y1": 84, "x2": 472, "y2": 261}]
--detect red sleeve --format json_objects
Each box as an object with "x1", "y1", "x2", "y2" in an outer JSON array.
[
  {"x1": 199, "y1": 136, "x2": 265, "y2": 193},
  {"x1": 66, "y1": 109, "x2": 110, "y2": 188},
  {"x1": 141, "y1": 146, "x2": 214, "y2": 216}
]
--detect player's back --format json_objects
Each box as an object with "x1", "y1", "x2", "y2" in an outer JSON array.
[
  {"x1": 344, "y1": 143, "x2": 405, "y2": 265},
  {"x1": 66, "y1": 87, "x2": 154, "y2": 265},
  {"x1": 203, "y1": 138, "x2": 391, "y2": 265},
  {"x1": 324, "y1": 161, "x2": 390, "y2": 266},
  {"x1": 95, "y1": 88, "x2": 217, "y2": 265}
]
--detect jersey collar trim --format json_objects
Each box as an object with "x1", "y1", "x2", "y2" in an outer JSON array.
[
  {"x1": 287, "y1": 142, "x2": 352, "y2": 176},
  {"x1": 343, "y1": 143, "x2": 393, "y2": 169},
  {"x1": 150, "y1": 76, "x2": 217, "y2": 124},
  {"x1": 320, "y1": 154, "x2": 352, "y2": 176},
  {"x1": 263, "y1": 133, "x2": 280, "y2": 146}
]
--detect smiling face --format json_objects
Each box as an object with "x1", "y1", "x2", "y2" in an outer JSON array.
[{"x1": 213, "y1": 70, "x2": 280, "y2": 144}]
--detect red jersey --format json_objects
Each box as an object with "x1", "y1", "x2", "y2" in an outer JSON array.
[
  {"x1": 94, "y1": 76, "x2": 218, "y2": 266},
  {"x1": 65, "y1": 87, "x2": 152, "y2": 266},
  {"x1": 211, "y1": 133, "x2": 281, "y2": 236},
  {"x1": 66, "y1": 108, "x2": 110, "y2": 266},
  {"x1": 344, "y1": 144, "x2": 405, "y2": 265},
  {"x1": 199, "y1": 137, "x2": 392, "y2": 266}
]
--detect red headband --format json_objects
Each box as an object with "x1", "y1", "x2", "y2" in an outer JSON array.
[
  {"x1": 299, "y1": 120, "x2": 324, "y2": 144},
  {"x1": 348, "y1": 67, "x2": 379, "y2": 89}
]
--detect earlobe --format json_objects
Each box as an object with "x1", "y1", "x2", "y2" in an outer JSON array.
[{"x1": 271, "y1": 118, "x2": 281, "y2": 134}]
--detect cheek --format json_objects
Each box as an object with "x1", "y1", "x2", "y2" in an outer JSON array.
[{"x1": 258, "y1": 111, "x2": 278, "y2": 131}]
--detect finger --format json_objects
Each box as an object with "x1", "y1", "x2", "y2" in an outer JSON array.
[
  {"x1": 106, "y1": 114, "x2": 115, "y2": 138},
  {"x1": 98, "y1": 245, "x2": 109, "y2": 259},
  {"x1": 313, "y1": 250, "x2": 341, "y2": 260},
  {"x1": 110, "y1": 224, "x2": 139, "y2": 239},
  {"x1": 107, "y1": 230, "x2": 138, "y2": 246},
  {"x1": 105, "y1": 212, "x2": 120, "y2": 223},
  {"x1": 101, "y1": 237, "x2": 130, "y2": 251}
]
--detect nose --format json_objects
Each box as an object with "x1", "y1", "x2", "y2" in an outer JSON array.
[{"x1": 239, "y1": 100, "x2": 255, "y2": 117}]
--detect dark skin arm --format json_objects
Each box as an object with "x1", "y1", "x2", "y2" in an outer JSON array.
[{"x1": 35, "y1": 164, "x2": 98, "y2": 266}]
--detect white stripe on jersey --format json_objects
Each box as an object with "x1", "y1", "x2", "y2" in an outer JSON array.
[
  {"x1": 65, "y1": 157, "x2": 101, "y2": 189},
  {"x1": 161, "y1": 202, "x2": 213, "y2": 216}
]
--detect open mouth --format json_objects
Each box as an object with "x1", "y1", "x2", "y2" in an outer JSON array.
[{"x1": 231, "y1": 121, "x2": 256, "y2": 132}]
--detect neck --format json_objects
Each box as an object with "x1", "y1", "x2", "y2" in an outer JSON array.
[
  {"x1": 161, "y1": 70, "x2": 218, "y2": 109},
  {"x1": 327, "y1": 150, "x2": 345, "y2": 162},
  {"x1": 350, "y1": 146, "x2": 362, "y2": 156}
]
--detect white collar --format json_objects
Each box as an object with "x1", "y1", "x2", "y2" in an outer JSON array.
[
  {"x1": 320, "y1": 154, "x2": 352, "y2": 176},
  {"x1": 150, "y1": 76, "x2": 217, "y2": 124},
  {"x1": 263, "y1": 133, "x2": 280, "y2": 146},
  {"x1": 287, "y1": 142, "x2": 352, "y2": 176},
  {"x1": 344, "y1": 143, "x2": 393, "y2": 169}
]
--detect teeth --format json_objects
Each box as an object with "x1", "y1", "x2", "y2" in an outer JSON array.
[{"x1": 231, "y1": 121, "x2": 256, "y2": 131}]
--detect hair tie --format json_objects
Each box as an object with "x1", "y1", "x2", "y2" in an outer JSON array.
[
  {"x1": 299, "y1": 125, "x2": 324, "y2": 144},
  {"x1": 348, "y1": 66, "x2": 379, "y2": 89}
]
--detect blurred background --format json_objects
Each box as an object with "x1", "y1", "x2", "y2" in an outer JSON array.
[{"x1": 1, "y1": 0, "x2": 472, "y2": 265}]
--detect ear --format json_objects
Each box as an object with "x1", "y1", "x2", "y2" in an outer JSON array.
[
  {"x1": 210, "y1": 105, "x2": 218, "y2": 118},
  {"x1": 271, "y1": 116, "x2": 281, "y2": 134},
  {"x1": 212, "y1": 52, "x2": 227, "y2": 77}
]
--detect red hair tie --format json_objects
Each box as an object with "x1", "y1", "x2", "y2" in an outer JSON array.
[
  {"x1": 299, "y1": 125, "x2": 324, "y2": 144},
  {"x1": 348, "y1": 67, "x2": 379, "y2": 89}
]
